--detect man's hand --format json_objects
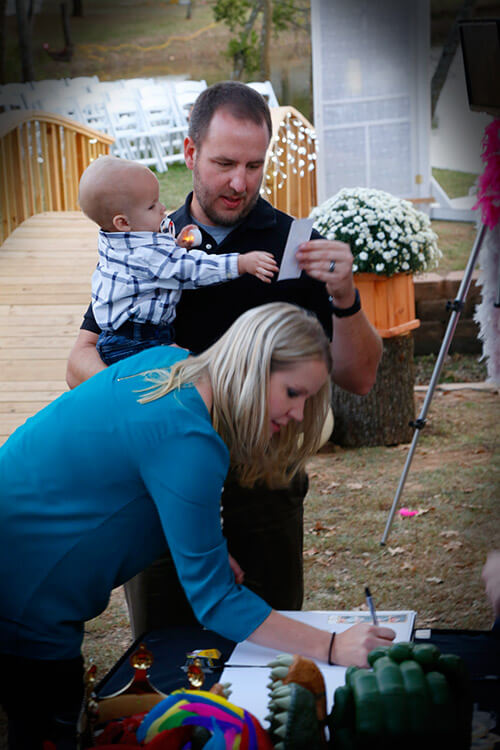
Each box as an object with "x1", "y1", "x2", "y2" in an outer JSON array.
[
  {"x1": 296, "y1": 239, "x2": 356, "y2": 308},
  {"x1": 296, "y1": 238, "x2": 382, "y2": 395},
  {"x1": 238, "y1": 251, "x2": 279, "y2": 283}
]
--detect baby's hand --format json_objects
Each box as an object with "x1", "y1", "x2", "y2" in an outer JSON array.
[
  {"x1": 239, "y1": 251, "x2": 278, "y2": 283},
  {"x1": 177, "y1": 224, "x2": 202, "y2": 249}
]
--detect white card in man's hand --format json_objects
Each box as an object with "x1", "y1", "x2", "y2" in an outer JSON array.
[{"x1": 277, "y1": 217, "x2": 315, "y2": 281}]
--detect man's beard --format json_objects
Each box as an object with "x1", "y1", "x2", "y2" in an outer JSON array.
[{"x1": 192, "y1": 164, "x2": 261, "y2": 227}]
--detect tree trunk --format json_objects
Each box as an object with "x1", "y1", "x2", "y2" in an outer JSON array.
[
  {"x1": 431, "y1": 0, "x2": 476, "y2": 119},
  {"x1": 0, "y1": 0, "x2": 7, "y2": 84},
  {"x1": 60, "y1": 2, "x2": 73, "y2": 49},
  {"x1": 72, "y1": 0, "x2": 83, "y2": 17},
  {"x1": 231, "y1": 0, "x2": 261, "y2": 80},
  {"x1": 259, "y1": 0, "x2": 271, "y2": 81},
  {"x1": 15, "y1": 0, "x2": 34, "y2": 81},
  {"x1": 330, "y1": 333, "x2": 416, "y2": 447}
]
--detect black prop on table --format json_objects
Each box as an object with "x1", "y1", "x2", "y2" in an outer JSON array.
[
  {"x1": 94, "y1": 625, "x2": 236, "y2": 699},
  {"x1": 415, "y1": 628, "x2": 500, "y2": 739}
]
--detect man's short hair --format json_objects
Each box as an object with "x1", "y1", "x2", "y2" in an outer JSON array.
[{"x1": 188, "y1": 81, "x2": 272, "y2": 147}]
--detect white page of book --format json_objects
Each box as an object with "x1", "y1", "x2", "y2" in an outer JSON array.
[{"x1": 220, "y1": 610, "x2": 416, "y2": 725}]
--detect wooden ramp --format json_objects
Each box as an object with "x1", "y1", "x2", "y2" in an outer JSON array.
[{"x1": 0, "y1": 211, "x2": 99, "y2": 445}]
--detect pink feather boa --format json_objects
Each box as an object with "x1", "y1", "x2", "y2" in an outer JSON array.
[{"x1": 473, "y1": 119, "x2": 500, "y2": 229}]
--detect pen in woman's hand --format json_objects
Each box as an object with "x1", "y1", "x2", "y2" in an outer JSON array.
[{"x1": 365, "y1": 586, "x2": 379, "y2": 626}]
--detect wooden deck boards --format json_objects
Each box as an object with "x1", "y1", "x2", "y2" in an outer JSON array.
[{"x1": 0, "y1": 211, "x2": 99, "y2": 444}]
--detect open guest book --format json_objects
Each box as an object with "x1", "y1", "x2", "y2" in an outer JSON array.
[{"x1": 220, "y1": 609, "x2": 416, "y2": 725}]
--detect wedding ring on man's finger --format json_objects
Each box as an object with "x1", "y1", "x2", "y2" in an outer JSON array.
[{"x1": 328, "y1": 260, "x2": 336, "y2": 273}]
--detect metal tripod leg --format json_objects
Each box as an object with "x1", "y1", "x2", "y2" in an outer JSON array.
[{"x1": 381, "y1": 222, "x2": 487, "y2": 545}]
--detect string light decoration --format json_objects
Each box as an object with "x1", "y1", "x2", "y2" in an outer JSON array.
[{"x1": 261, "y1": 106, "x2": 319, "y2": 218}]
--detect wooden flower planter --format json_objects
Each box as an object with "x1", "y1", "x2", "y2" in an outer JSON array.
[
  {"x1": 330, "y1": 272, "x2": 420, "y2": 447},
  {"x1": 355, "y1": 272, "x2": 420, "y2": 338}
]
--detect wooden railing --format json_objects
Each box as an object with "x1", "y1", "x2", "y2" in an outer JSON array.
[
  {"x1": 0, "y1": 110, "x2": 114, "y2": 245},
  {"x1": 0, "y1": 105, "x2": 316, "y2": 243},
  {"x1": 263, "y1": 106, "x2": 318, "y2": 219}
]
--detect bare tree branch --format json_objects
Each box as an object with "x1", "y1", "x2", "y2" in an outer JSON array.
[
  {"x1": 0, "y1": 0, "x2": 7, "y2": 83},
  {"x1": 15, "y1": 0, "x2": 35, "y2": 81}
]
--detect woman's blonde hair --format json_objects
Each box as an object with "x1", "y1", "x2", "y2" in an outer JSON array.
[{"x1": 139, "y1": 302, "x2": 332, "y2": 487}]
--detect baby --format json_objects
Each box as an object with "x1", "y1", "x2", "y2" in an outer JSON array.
[{"x1": 78, "y1": 155, "x2": 278, "y2": 364}]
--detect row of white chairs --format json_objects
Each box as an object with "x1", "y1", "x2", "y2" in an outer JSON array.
[
  {"x1": 0, "y1": 77, "x2": 280, "y2": 172},
  {"x1": 0, "y1": 76, "x2": 206, "y2": 172}
]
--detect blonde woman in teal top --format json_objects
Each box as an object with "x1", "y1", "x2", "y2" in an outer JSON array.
[{"x1": 0, "y1": 302, "x2": 395, "y2": 749}]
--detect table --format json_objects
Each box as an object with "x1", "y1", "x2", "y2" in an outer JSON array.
[{"x1": 94, "y1": 625, "x2": 500, "y2": 742}]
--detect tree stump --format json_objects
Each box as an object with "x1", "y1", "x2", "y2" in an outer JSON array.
[{"x1": 330, "y1": 333, "x2": 416, "y2": 447}]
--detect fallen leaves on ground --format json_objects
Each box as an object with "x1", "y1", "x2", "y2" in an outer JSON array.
[
  {"x1": 444, "y1": 540, "x2": 463, "y2": 551},
  {"x1": 304, "y1": 547, "x2": 319, "y2": 557},
  {"x1": 308, "y1": 521, "x2": 337, "y2": 535},
  {"x1": 319, "y1": 481, "x2": 340, "y2": 494}
]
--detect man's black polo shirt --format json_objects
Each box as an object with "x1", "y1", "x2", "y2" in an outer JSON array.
[{"x1": 81, "y1": 194, "x2": 333, "y2": 354}]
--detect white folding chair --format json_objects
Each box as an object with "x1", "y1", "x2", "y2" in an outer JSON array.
[
  {"x1": 90, "y1": 80, "x2": 127, "y2": 100},
  {"x1": 104, "y1": 92, "x2": 166, "y2": 170},
  {"x1": 0, "y1": 92, "x2": 27, "y2": 112},
  {"x1": 31, "y1": 79, "x2": 69, "y2": 97},
  {"x1": 76, "y1": 92, "x2": 114, "y2": 134},
  {"x1": 139, "y1": 83, "x2": 187, "y2": 164},
  {"x1": 174, "y1": 79, "x2": 207, "y2": 118},
  {"x1": 0, "y1": 83, "x2": 33, "y2": 107},
  {"x1": 64, "y1": 76, "x2": 101, "y2": 95},
  {"x1": 25, "y1": 80, "x2": 69, "y2": 111},
  {"x1": 121, "y1": 78, "x2": 156, "y2": 94},
  {"x1": 37, "y1": 94, "x2": 84, "y2": 123},
  {"x1": 247, "y1": 80, "x2": 280, "y2": 108}
]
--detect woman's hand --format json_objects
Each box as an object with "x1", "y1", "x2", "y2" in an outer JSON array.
[
  {"x1": 229, "y1": 553, "x2": 245, "y2": 584},
  {"x1": 330, "y1": 622, "x2": 396, "y2": 667},
  {"x1": 246, "y1": 611, "x2": 394, "y2": 666}
]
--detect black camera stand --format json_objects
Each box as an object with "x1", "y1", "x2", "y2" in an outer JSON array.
[{"x1": 381, "y1": 221, "x2": 487, "y2": 545}]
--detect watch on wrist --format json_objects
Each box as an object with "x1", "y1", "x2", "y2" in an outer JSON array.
[{"x1": 328, "y1": 287, "x2": 361, "y2": 318}]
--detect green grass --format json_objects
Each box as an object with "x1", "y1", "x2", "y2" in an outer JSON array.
[
  {"x1": 156, "y1": 163, "x2": 194, "y2": 211},
  {"x1": 414, "y1": 353, "x2": 487, "y2": 385},
  {"x1": 432, "y1": 168, "x2": 479, "y2": 200},
  {"x1": 304, "y1": 387, "x2": 499, "y2": 628},
  {"x1": 429, "y1": 220, "x2": 478, "y2": 274}
]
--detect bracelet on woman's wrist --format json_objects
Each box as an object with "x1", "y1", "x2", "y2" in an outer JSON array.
[
  {"x1": 328, "y1": 287, "x2": 361, "y2": 318},
  {"x1": 328, "y1": 631, "x2": 336, "y2": 665}
]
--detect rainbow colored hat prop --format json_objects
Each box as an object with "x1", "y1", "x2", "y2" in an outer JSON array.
[{"x1": 136, "y1": 689, "x2": 273, "y2": 749}]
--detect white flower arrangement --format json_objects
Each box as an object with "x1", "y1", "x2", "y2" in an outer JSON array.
[{"x1": 310, "y1": 187, "x2": 442, "y2": 276}]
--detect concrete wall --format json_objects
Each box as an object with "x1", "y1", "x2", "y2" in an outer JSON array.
[{"x1": 413, "y1": 271, "x2": 482, "y2": 354}]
